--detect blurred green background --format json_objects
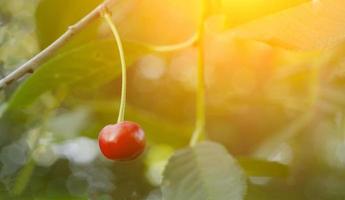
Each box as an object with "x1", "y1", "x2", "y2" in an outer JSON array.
[{"x1": 1, "y1": 0, "x2": 345, "y2": 199}]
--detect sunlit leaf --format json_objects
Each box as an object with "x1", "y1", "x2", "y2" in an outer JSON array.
[
  {"x1": 117, "y1": 0, "x2": 201, "y2": 45},
  {"x1": 221, "y1": 0, "x2": 307, "y2": 27},
  {"x1": 162, "y1": 141, "x2": 247, "y2": 200},
  {"x1": 254, "y1": 111, "x2": 312, "y2": 158},
  {"x1": 226, "y1": 0, "x2": 345, "y2": 50}
]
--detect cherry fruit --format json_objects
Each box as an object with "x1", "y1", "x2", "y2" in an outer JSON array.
[{"x1": 98, "y1": 121, "x2": 146, "y2": 160}]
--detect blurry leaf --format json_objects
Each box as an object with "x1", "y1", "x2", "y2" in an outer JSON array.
[
  {"x1": 146, "y1": 189, "x2": 163, "y2": 200},
  {"x1": 245, "y1": 183, "x2": 303, "y2": 200},
  {"x1": 34, "y1": 196, "x2": 87, "y2": 200},
  {"x1": 47, "y1": 107, "x2": 90, "y2": 141},
  {"x1": 227, "y1": 0, "x2": 345, "y2": 50},
  {"x1": 117, "y1": 0, "x2": 201, "y2": 45},
  {"x1": 125, "y1": 104, "x2": 192, "y2": 147},
  {"x1": 162, "y1": 141, "x2": 247, "y2": 200},
  {"x1": 221, "y1": 0, "x2": 307, "y2": 28},
  {"x1": 254, "y1": 111, "x2": 312, "y2": 158},
  {"x1": 145, "y1": 145, "x2": 174, "y2": 185},
  {"x1": 316, "y1": 42, "x2": 345, "y2": 83},
  {"x1": 320, "y1": 86, "x2": 345, "y2": 108},
  {"x1": 35, "y1": 0, "x2": 102, "y2": 49},
  {"x1": 77, "y1": 99, "x2": 193, "y2": 147},
  {"x1": 238, "y1": 157, "x2": 289, "y2": 177},
  {"x1": 11, "y1": 159, "x2": 35, "y2": 196}
]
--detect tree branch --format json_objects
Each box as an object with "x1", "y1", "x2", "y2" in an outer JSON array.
[{"x1": 0, "y1": 0, "x2": 117, "y2": 89}]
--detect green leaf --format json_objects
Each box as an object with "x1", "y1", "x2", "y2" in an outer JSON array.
[
  {"x1": 11, "y1": 159, "x2": 35, "y2": 196},
  {"x1": 5, "y1": 39, "x2": 145, "y2": 112},
  {"x1": 35, "y1": 0, "x2": 102, "y2": 49},
  {"x1": 245, "y1": 183, "x2": 303, "y2": 200},
  {"x1": 162, "y1": 141, "x2": 247, "y2": 200},
  {"x1": 238, "y1": 157, "x2": 289, "y2": 177},
  {"x1": 0, "y1": 38, "x2": 145, "y2": 147}
]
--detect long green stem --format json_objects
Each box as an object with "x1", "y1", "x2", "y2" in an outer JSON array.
[
  {"x1": 189, "y1": 1, "x2": 207, "y2": 146},
  {"x1": 102, "y1": 11, "x2": 127, "y2": 123}
]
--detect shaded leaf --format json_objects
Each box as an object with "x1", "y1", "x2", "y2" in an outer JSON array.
[
  {"x1": 245, "y1": 183, "x2": 303, "y2": 200},
  {"x1": 6, "y1": 39, "x2": 145, "y2": 111},
  {"x1": 80, "y1": 99, "x2": 193, "y2": 147},
  {"x1": 0, "y1": 39, "x2": 145, "y2": 147},
  {"x1": 162, "y1": 141, "x2": 247, "y2": 200},
  {"x1": 238, "y1": 157, "x2": 289, "y2": 177},
  {"x1": 35, "y1": 0, "x2": 102, "y2": 49}
]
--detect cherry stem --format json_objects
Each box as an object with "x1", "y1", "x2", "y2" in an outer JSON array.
[
  {"x1": 102, "y1": 11, "x2": 127, "y2": 123},
  {"x1": 189, "y1": 0, "x2": 207, "y2": 147},
  {"x1": 140, "y1": 32, "x2": 198, "y2": 52}
]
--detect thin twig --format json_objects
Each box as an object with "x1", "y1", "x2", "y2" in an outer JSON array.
[{"x1": 0, "y1": 0, "x2": 117, "y2": 89}]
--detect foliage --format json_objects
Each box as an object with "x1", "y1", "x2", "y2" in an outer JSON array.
[
  {"x1": 162, "y1": 141, "x2": 246, "y2": 200},
  {"x1": 2, "y1": 0, "x2": 345, "y2": 199}
]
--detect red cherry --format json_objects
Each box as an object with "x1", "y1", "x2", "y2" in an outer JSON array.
[{"x1": 98, "y1": 121, "x2": 146, "y2": 160}]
